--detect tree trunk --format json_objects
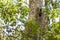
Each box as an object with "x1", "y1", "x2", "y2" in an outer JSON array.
[
  {"x1": 29, "y1": 0, "x2": 44, "y2": 28},
  {"x1": 29, "y1": 0, "x2": 47, "y2": 40},
  {"x1": 25, "y1": 0, "x2": 48, "y2": 40}
]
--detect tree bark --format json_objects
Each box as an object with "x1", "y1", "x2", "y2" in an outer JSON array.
[
  {"x1": 29, "y1": 0, "x2": 45, "y2": 40},
  {"x1": 29, "y1": 0, "x2": 44, "y2": 28},
  {"x1": 25, "y1": 0, "x2": 48, "y2": 40}
]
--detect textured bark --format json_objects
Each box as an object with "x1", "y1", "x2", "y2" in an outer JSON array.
[
  {"x1": 29, "y1": 0, "x2": 45, "y2": 40},
  {"x1": 29, "y1": 0, "x2": 38, "y2": 40},
  {"x1": 29, "y1": 0, "x2": 48, "y2": 29},
  {"x1": 29, "y1": 0, "x2": 44, "y2": 27},
  {"x1": 25, "y1": 0, "x2": 48, "y2": 40}
]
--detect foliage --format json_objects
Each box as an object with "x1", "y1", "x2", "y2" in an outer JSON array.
[
  {"x1": 0, "y1": 0, "x2": 29, "y2": 40},
  {"x1": 0, "y1": 0, "x2": 60, "y2": 40}
]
